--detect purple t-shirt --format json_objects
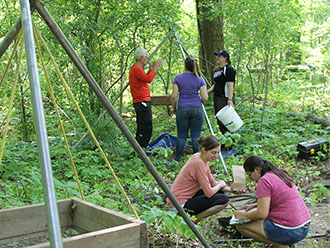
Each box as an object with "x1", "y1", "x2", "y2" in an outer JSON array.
[
  {"x1": 173, "y1": 72, "x2": 206, "y2": 107},
  {"x1": 256, "y1": 172, "x2": 311, "y2": 227}
]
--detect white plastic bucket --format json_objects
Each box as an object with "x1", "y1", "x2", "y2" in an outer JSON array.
[{"x1": 216, "y1": 105, "x2": 243, "y2": 132}]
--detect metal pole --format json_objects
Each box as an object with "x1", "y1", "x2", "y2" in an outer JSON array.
[
  {"x1": 202, "y1": 104, "x2": 228, "y2": 175},
  {"x1": 214, "y1": 238, "x2": 254, "y2": 243},
  {"x1": 148, "y1": 29, "x2": 173, "y2": 60},
  {"x1": 176, "y1": 41, "x2": 229, "y2": 175},
  {"x1": 0, "y1": 7, "x2": 36, "y2": 59},
  {"x1": 0, "y1": 19, "x2": 22, "y2": 59},
  {"x1": 34, "y1": 1, "x2": 210, "y2": 247},
  {"x1": 20, "y1": 1, "x2": 63, "y2": 247}
]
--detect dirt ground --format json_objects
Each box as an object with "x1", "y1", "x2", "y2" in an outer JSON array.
[
  {"x1": 295, "y1": 158, "x2": 330, "y2": 248},
  {"x1": 296, "y1": 203, "x2": 330, "y2": 248}
]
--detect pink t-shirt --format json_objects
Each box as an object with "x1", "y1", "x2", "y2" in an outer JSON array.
[
  {"x1": 166, "y1": 156, "x2": 217, "y2": 208},
  {"x1": 257, "y1": 172, "x2": 311, "y2": 227}
]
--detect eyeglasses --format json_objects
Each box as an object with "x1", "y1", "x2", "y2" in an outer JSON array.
[{"x1": 246, "y1": 171, "x2": 253, "y2": 177}]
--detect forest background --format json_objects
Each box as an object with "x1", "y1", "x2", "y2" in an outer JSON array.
[{"x1": 0, "y1": 0, "x2": 329, "y2": 247}]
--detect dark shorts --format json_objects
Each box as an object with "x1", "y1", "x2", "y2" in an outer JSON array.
[
  {"x1": 264, "y1": 219, "x2": 310, "y2": 245},
  {"x1": 183, "y1": 188, "x2": 229, "y2": 216}
]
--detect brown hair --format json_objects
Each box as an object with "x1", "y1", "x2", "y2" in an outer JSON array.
[
  {"x1": 185, "y1": 56, "x2": 201, "y2": 78},
  {"x1": 197, "y1": 135, "x2": 220, "y2": 151},
  {"x1": 243, "y1": 155, "x2": 293, "y2": 187}
]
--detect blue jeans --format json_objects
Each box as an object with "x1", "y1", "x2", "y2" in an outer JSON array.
[
  {"x1": 264, "y1": 219, "x2": 310, "y2": 245},
  {"x1": 175, "y1": 106, "x2": 204, "y2": 161}
]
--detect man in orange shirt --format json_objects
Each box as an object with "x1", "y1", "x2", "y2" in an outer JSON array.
[{"x1": 129, "y1": 48, "x2": 162, "y2": 148}]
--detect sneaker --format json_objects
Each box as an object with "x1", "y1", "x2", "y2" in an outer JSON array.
[{"x1": 217, "y1": 216, "x2": 231, "y2": 228}]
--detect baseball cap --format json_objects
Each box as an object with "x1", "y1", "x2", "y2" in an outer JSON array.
[
  {"x1": 134, "y1": 48, "x2": 147, "y2": 60},
  {"x1": 214, "y1": 50, "x2": 230, "y2": 58}
]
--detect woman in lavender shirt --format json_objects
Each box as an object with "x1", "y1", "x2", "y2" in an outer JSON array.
[{"x1": 170, "y1": 56, "x2": 208, "y2": 162}]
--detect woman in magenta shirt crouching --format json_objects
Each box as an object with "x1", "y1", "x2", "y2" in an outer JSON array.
[{"x1": 234, "y1": 155, "x2": 311, "y2": 247}]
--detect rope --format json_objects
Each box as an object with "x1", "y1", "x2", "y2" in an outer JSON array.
[
  {"x1": 33, "y1": 23, "x2": 85, "y2": 200},
  {"x1": 0, "y1": 31, "x2": 23, "y2": 91},
  {"x1": 33, "y1": 23, "x2": 139, "y2": 219},
  {"x1": 0, "y1": 39, "x2": 24, "y2": 167}
]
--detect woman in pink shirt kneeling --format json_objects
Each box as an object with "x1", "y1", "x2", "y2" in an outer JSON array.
[
  {"x1": 234, "y1": 155, "x2": 311, "y2": 248},
  {"x1": 167, "y1": 135, "x2": 233, "y2": 222}
]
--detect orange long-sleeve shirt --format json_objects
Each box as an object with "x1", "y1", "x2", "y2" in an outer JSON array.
[{"x1": 129, "y1": 64, "x2": 156, "y2": 103}]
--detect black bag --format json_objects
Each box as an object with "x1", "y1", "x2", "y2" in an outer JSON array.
[{"x1": 297, "y1": 138, "x2": 329, "y2": 159}]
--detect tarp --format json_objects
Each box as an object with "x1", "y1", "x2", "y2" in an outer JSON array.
[
  {"x1": 146, "y1": 133, "x2": 182, "y2": 155},
  {"x1": 146, "y1": 133, "x2": 241, "y2": 158}
]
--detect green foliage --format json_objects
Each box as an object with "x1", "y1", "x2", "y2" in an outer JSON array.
[
  {"x1": 141, "y1": 206, "x2": 201, "y2": 247},
  {"x1": 219, "y1": 132, "x2": 241, "y2": 148},
  {"x1": 152, "y1": 147, "x2": 174, "y2": 160},
  {"x1": 1, "y1": 0, "x2": 330, "y2": 246},
  {"x1": 306, "y1": 183, "x2": 329, "y2": 206},
  {"x1": 0, "y1": 75, "x2": 329, "y2": 246}
]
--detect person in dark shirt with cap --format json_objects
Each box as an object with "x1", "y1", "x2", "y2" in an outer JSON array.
[{"x1": 207, "y1": 50, "x2": 236, "y2": 134}]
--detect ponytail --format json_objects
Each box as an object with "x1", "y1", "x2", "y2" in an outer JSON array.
[
  {"x1": 243, "y1": 156, "x2": 293, "y2": 187},
  {"x1": 192, "y1": 59, "x2": 201, "y2": 77},
  {"x1": 185, "y1": 56, "x2": 201, "y2": 78}
]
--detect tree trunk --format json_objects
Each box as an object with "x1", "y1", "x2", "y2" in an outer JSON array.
[
  {"x1": 246, "y1": 45, "x2": 257, "y2": 108},
  {"x1": 259, "y1": 49, "x2": 270, "y2": 137},
  {"x1": 236, "y1": 40, "x2": 243, "y2": 89},
  {"x1": 289, "y1": 112, "x2": 330, "y2": 127},
  {"x1": 19, "y1": 76, "x2": 29, "y2": 141},
  {"x1": 118, "y1": 43, "x2": 124, "y2": 116},
  {"x1": 196, "y1": 0, "x2": 224, "y2": 83},
  {"x1": 85, "y1": 0, "x2": 101, "y2": 114}
]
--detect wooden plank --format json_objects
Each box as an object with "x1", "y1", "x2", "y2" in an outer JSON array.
[
  {"x1": 139, "y1": 221, "x2": 149, "y2": 248},
  {"x1": 0, "y1": 198, "x2": 148, "y2": 247},
  {"x1": 71, "y1": 199, "x2": 148, "y2": 247},
  {"x1": 0, "y1": 199, "x2": 73, "y2": 240},
  {"x1": 29, "y1": 223, "x2": 144, "y2": 248},
  {"x1": 72, "y1": 198, "x2": 134, "y2": 231},
  {"x1": 150, "y1": 95, "x2": 171, "y2": 106},
  {"x1": 0, "y1": 230, "x2": 49, "y2": 246}
]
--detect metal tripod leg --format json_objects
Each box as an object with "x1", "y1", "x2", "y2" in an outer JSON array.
[
  {"x1": 214, "y1": 238, "x2": 253, "y2": 243},
  {"x1": 20, "y1": 0, "x2": 62, "y2": 247},
  {"x1": 202, "y1": 104, "x2": 229, "y2": 176}
]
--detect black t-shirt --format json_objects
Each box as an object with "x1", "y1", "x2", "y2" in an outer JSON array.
[{"x1": 213, "y1": 64, "x2": 236, "y2": 97}]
